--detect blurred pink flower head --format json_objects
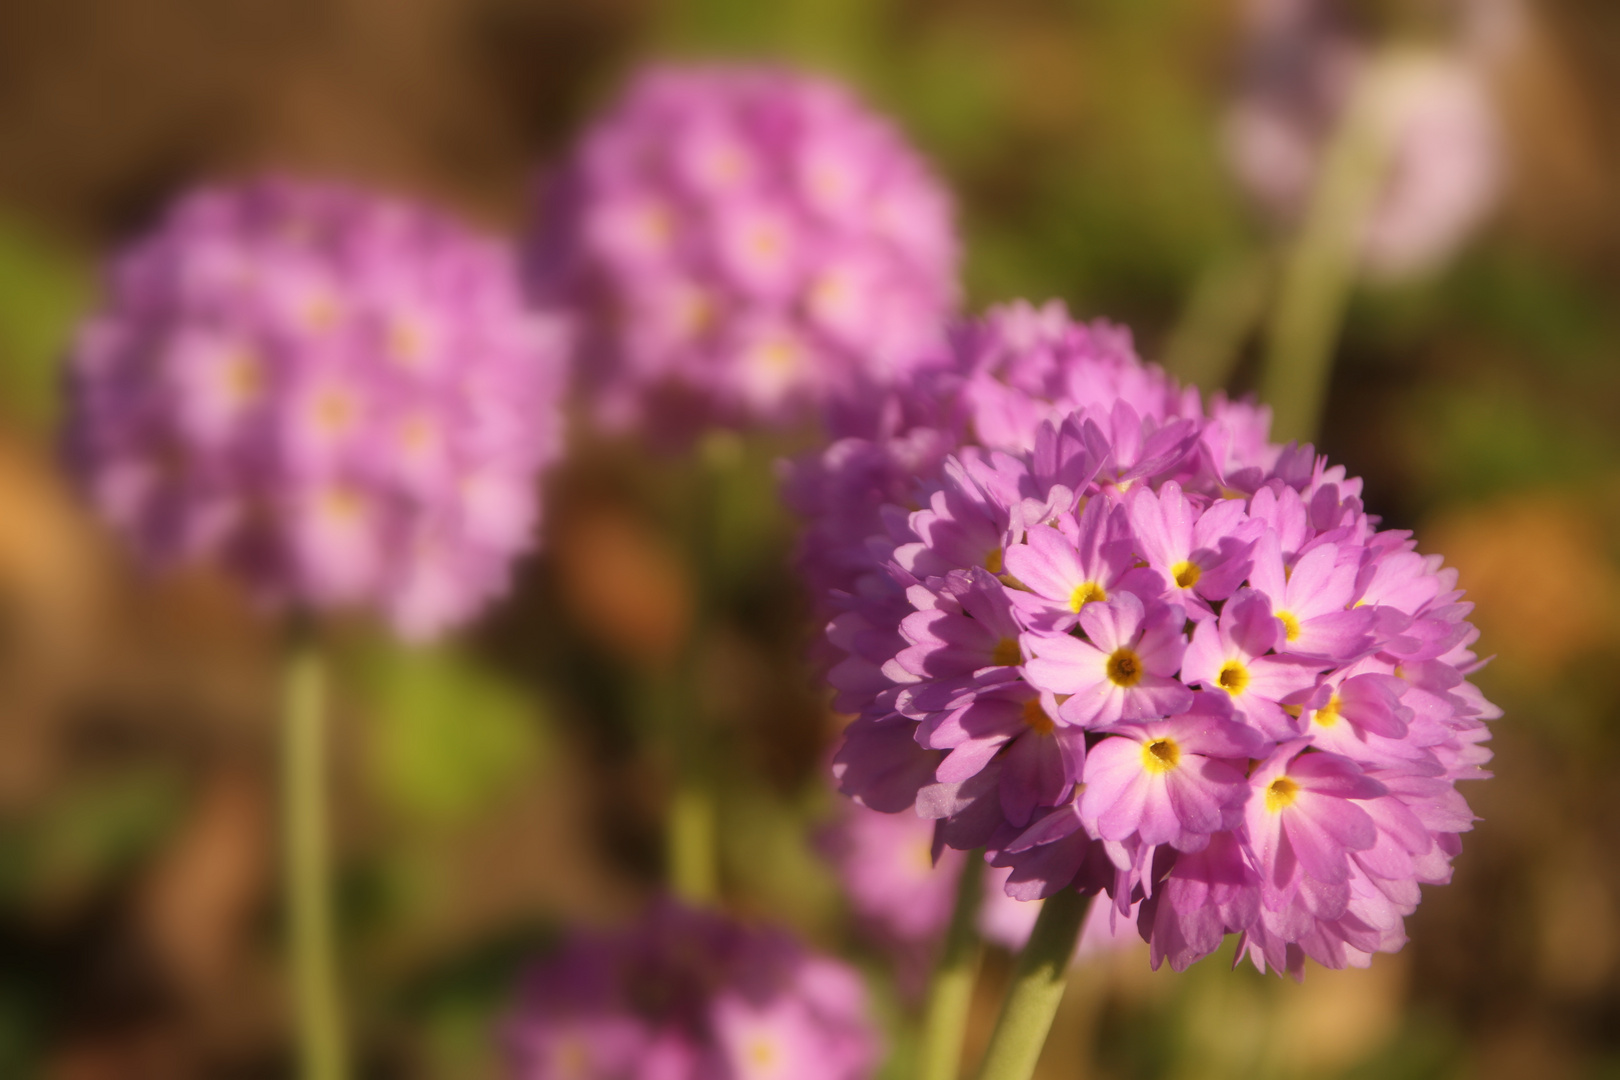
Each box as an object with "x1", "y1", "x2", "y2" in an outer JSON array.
[
  {"x1": 1225, "y1": 0, "x2": 1505, "y2": 277},
  {"x1": 528, "y1": 63, "x2": 960, "y2": 438},
  {"x1": 503, "y1": 900, "x2": 881, "y2": 1079},
  {"x1": 64, "y1": 176, "x2": 568, "y2": 639},
  {"x1": 820, "y1": 799, "x2": 1141, "y2": 969},
  {"x1": 794, "y1": 299, "x2": 1497, "y2": 979}
]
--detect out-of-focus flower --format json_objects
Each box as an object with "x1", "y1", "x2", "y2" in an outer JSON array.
[
  {"x1": 63, "y1": 176, "x2": 567, "y2": 639},
  {"x1": 794, "y1": 299, "x2": 1497, "y2": 979},
  {"x1": 503, "y1": 900, "x2": 881, "y2": 1079},
  {"x1": 820, "y1": 800, "x2": 1139, "y2": 968},
  {"x1": 1224, "y1": 0, "x2": 1504, "y2": 277},
  {"x1": 528, "y1": 63, "x2": 958, "y2": 437}
]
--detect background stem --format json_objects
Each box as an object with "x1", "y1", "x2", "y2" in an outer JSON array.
[
  {"x1": 1162, "y1": 249, "x2": 1274, "y2": 395},
  {"x1": 668, "y1": 781, "x2": 718, "y2": 904},
  {"x1": 1261, "y1": 51, "x2": 1403, "y2": 445},
  {"x1": 975, "y1": 889, "x2": 1091, "y2": 1080},
  {"x1": 282, "y1": 630, "x2": 348, "y2": 1080},
  {"x1": 918, "y1": 853, "x2": 986, "y2": 1080}
]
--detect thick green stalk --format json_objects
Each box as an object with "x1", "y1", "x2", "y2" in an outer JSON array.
[
  {"x1": 1162, "y1": 250, "x2": 1274, "y2": 395},
  {"x1": 974, "y1": 889, "x2": 1091, "y2": 1080},
  {"x1": 918, "y1": 853, "x2": 986, "y2": 1080},
  {"x1": 668, "y1": 781, "x2": 719, "y2": 904},
  {"x1": 1261, "y1": 51, "x2": 1404, "y2": 445},
  {"x1": 282, "y1": 632, "x2": 347, "y2": 1080},
  {"x1": 662, "y1": 434, "x2": 740, "y2": 906}
]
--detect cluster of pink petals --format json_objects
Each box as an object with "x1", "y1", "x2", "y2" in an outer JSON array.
[
  {"x1": 528, "y1": 64, "x2": 958, "y2": 435},
  {"x1": 1224, "y1": 0, "x2": 1502, "y2": 277},
  {"x1": 504, "y1": 901, "x2": 880, "y2": 1079},
  {"x1": 63, "y1": 177, "x2": 566, "y2": 639},
  {"x1": 792, "y1": 300, "x2": 1496, "y2": 979}
]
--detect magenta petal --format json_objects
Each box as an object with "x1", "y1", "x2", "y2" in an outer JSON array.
[
  {"x1": 1282, "y1": 809, "x2": 1353, "y2": 884},
  {"x1": 1120, "y1": 675, "x2": 1194, "y2": 720},
  {"x1": 1023, "y1": 634, "x2": 1107, "y2": 695},
  {"x1": 936, "y1": 736, "x2": 1008, "y2": 784}
]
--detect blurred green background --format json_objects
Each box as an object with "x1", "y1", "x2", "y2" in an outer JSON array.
[{"x1": 0, "y1": 0, "x2": 1618, "y2": 1077}]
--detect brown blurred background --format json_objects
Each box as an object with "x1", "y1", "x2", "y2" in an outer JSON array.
[{"x1": 0, "y1": 1, "x2": 1617, "y2": 1078}]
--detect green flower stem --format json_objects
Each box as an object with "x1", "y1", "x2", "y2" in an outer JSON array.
[
  {"x1": 1261, "y1": 51, "x2": 1404, "y2": 445},
  {"x1": 281, "y1": 629, "x2": 348, "y2": 1080},
  {"x1": 974, "y1": 889, "x2": 1092, "y2": 1080},
  {"x1": 918, "y1": 852, "x2": 986, "y2": 1080},
  {"x1": 668, "y1": 780, "x2": 719, "y2": 904},
  {"x1": 662, "y1": 434, "x2": 741, "y2": 906},
  {"x1": 1162, "y1": 249, "x2": 1275, "y2": 395}
]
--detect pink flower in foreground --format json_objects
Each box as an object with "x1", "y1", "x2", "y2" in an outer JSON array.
[{"x1": 796, "y1": 299, "x2": 1496, "y2": 979}]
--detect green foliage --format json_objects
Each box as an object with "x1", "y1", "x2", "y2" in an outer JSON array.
[
  {"x1": 0, "y1": 769, "x2": 185, "y2": 907},
  {"x1": 359, "y1": 639, "x2": 547, "y2": 828},
  {"x1": 0, "y1": 216, "x2": 90, "y2": 429}
]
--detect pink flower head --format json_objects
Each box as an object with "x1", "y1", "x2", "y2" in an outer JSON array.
[
  {"x1": 530, "y1": 63, "x2": 958, "y2": 435},
  {"x1": 1248, "y1": 531, "x2": 1377, "y2": 661},
  {"x1": 64, "y1": 176, "x2": 566, "y2": 639},
  {"x1": 1224, "y1": 0, "x2": 1503, "y2": 278},
  {"x1": 818, "y1": 798, "x2": 967, "y2": 945},
  {"x1": 1003, "y1": 497, "x2": 1161, "y2": 632},
  {"x1": 1079, "y1": 694, "x2": 1260, "y2": 854},
  {"x1": 800, "y1": 299, "x2": 1497, "y2": 978},
  {"x1": 1125, "y1": 480, "x2": 1258, "y2": 616},
  {"x1": 1023, "y1": 593, "x2": 1193, "y2": 728},
  {"x1": 1181, "y1": 589, "x2": 1325, "y2": 741},
  {"x1": 1242, "y1": 743, "x2": 1389, "y2": 966},
  {"x1": 504, "y1": 902, "x2": 881, "y2": 1080}
]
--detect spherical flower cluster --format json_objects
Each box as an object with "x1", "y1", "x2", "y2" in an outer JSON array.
[
  {"x1": 794, "y1": 300, "x2": 1496, "y2": 979},
  {"x1": 1224, "y1": 0, "x2": 1502, "y2": 277},
  {"x1": 504, "y1": 901, "x2": 881, "y2": 1079},
  {"x1": 528, "y1": 63, "x2": 958, "y2": 435},
  {"x1": 64, "y1": 177, "x2": 566, "y2": 639}
]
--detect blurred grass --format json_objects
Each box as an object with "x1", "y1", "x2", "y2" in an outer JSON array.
[
  {"x1": 0, "y1": 216, "x2": 89, "y2": 430},
  {"x1": 358, "y1": 639, "x2": 547, "y2": 829}
]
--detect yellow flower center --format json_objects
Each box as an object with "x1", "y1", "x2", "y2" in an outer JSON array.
[
  {"x1": 756, "y1": 338, "x2": 800, "y2": 372},
  {"x1": 991, "y1": 637, "x2": 1022, "y2": 668},
  {"x1": 1069, "y1": 581, "x2": 1106, "y2": 613},
  {"x1": 1106, "y1": 648, "x2": 1143, "y2": 687},
  {"x1": 1265, "y1": 775, "x2": 1301, "y2": 813},
  {"x1": 711, "y1": 147, "x2": 745, "y2": 182},
  {"x1": 389, "y1": 320, "x2": 425, "y2": 365},
  {"x1": 1216, "y1": 660, "x2": 1249, "y2": 696},
  {"x1": 984, "y1": 547, "x2": 1004, "y2": 575},
  {"x1": 1022, "y1": 697, "x2": 1054, "y2": 734},
  {"x1": 303, "y1": 295, "x2": 339, "y2": 332},
  {"x1": 1313, "y1": 694, "x2": 1343, "y2": 728},
  {"x1": 1171, "y1": 560, "x2": 1201, "y2": 589},
  {"x1": 750, "y1": 226, "x2": 783, "y2": 258},
  {"x1": 320, "y1": 486, "x2": 363, "y2": 523},
  {"x1": 746, "y1": 1036, "x2": 779, "y2": 1070},
  {"x1": 678, "y1": 290, "x2": 715, "y2": 337},
  {"x1": 639, "y1": 205, "x2": 673, "y2": 246},
  {"x1": 223, "y1": 351, "x2": 262, "y2": 404},
  {"x1": 1141, "y1": 737, "x2": 1180, "y2": 774},
  {"x1": 399, "y1": 415, "x2": 435, "y2": 453},
  {"x1": 552, "y1": 1036, "x2": 590, "y2": 1078},
  {"x1": 313, "y1": 390, "x2": 355, "y2": 435},
  {"x1": 1277, "y1": 610, "x2": 1302, "y2": 642}
]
